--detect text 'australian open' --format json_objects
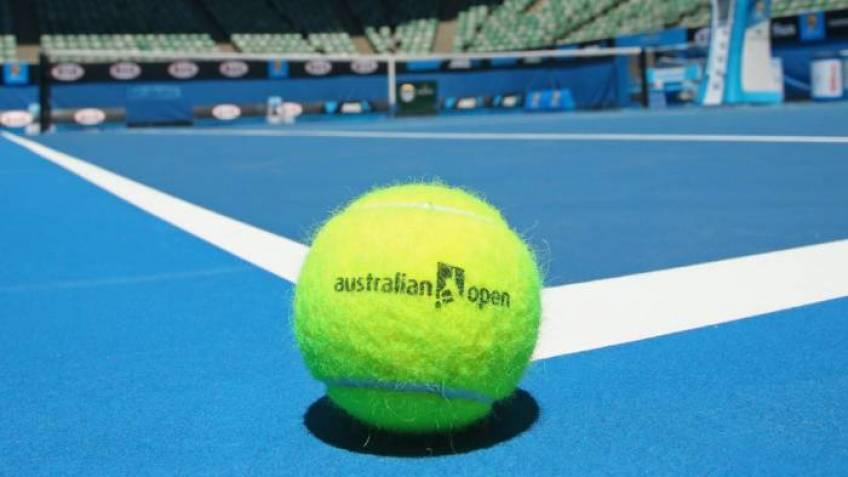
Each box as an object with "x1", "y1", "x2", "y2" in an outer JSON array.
[{"x1": 333, "y1": 263, "x2": 511, "y2": 310}]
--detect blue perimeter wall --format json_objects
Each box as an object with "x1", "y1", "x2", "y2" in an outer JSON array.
[
  {"x1": 0, "y1": 61, "x2": 626, "y2": 112},
  {"x1": 0, "y1": 86, "x2": 36, "y2": 110},
  {"x1": 774, "y1": 40, "x2": 848, "y2": 98},
  {"x1": 0, "y1": 45, "x2": 842, "y2": 111}
]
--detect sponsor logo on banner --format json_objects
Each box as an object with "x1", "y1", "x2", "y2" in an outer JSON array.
[
  {"x1": 211, "y1": 104, "x2": 242, "y2": 121},
  {"x1": 219, "y1": 61, "x2": 249, "y2": 78},
  {"x1": 825, "y1": 9, "x2": 848, "y2": 37},
  {"x1": 51, "y1": 63, "x2": 85, "y2": 82},
  {"x1": 168, "y1": 61, "x2": 199, "y2": 79},
  {"x1": 305, "y1": 60, "x2": 332, "y2": 76},
  {"x1": 694, "y1": 27, "x2": 711, "y2": 47},
  {"x1": 340, "y1": 102, "x2": 364, "y2": 114},
  {"x1": 456, "y1": 97, "x2": 478, "y2": 110},
  {"x1": 73, "y1": 108, "x2": 107, "y2": 126},
  {"x1": 279, "y1": 102, "x2": 303, "y2": 118},
  {"x1": 771, "y1": 18, "x2": 798, "y2": 41},
  {"x1": 268, "y1": 60, "x2": 289, "y2": 79},
  {"x1": 501, "y1": 94, "x2": 520, "y2": 108},
  {"x1": 109, "y1": 62, "x2": 141, "y2": 80},
  {"x1": 772, "y1": 22, "x2": 796, "y2": 36},
  {"x1": 800, "y1": 12, "x2": 826, "y2": 41},
  {"x1": 399, "y1": 83, "x2": 416, "y2": 103},
  {"x1": 448, "y1": 58, "x2": 472, "y2": 69},
  {"x1": 3, "y1": 63, "x2": 29, "y2": 85},
  {"x1": 351, "y1": 59, "x2": 379, "y2": 75},
  {"x1": 0, "y1": 110, "x2": 34, "y2": 128}
]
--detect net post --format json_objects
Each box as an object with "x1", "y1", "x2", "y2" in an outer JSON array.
[
  {"x1": 638, "y1": 47, "x2": 649, "y2": 108},
  {"x1": 38, "y1": 52, "x2": 52, "y2": 133},
  {"x1": 387, "y1": 57, "x2": 396, "y2": 117}
]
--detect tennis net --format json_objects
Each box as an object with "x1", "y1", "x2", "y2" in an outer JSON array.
[{"x1": 38, "y1": 46, "x2": 648, "y2": 129}]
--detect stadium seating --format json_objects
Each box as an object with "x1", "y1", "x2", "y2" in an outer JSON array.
[
  {"x1": 199, "y1": 0, "x2": 316, "y2": 53},
  {"x1": 346, "y1": 0, "x2": 394, "y2": 53},
  {"x1": 561, "y1": 0, "x2": 694, "y2": 44},
  {"x1": 0, "y1": 0, "x2": 12, "y2": 63},
  {"x1": 453, "y1": 2, "x2": 496, "y2": 52},
  {"x1": 36, "y1": 0, "x2": 217, "y2": 56},
  {"x1": 232, "y1": 34, "x2": 316, "y2": 54},
  {"x1": 677, "y1": 1, "x2": 712, "y2": 29},
  {"x1": 451, "y1": 0, "x2": 848, "y2": 51},
  {"x1": 2, "y1": 0, "x2": 848, "y2": 59},
  {"x1": 41, "y1": 34, "x2": 217, "y2": 58},
  {"x1": 1, "y1": 35, "x2": 15, "y2": 61},
  {"x1": 391, "y1": 0, "x2": 439, "y2": 54},
  {"x1": 773, "y1": 0, "x2": 848, "y2": 16},
  {"x1": 463, "y1": 0, "x2": 627, "y2": 51},
  {"x1": 267, "y1": 0, "x2": 358, "y2": 54},
  {"x1": 347, "y1": 0, "x2": 438, "y2": 54},
  {"x1": 1, "y1": 0, "x2": 14, "y2": 61}
]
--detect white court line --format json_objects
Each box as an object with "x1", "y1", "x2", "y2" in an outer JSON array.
[
  {"x1": 0, "y1": 266, "x2": 249, "y2": 294},
  {"x1": 119, "y1": 128, "x2": 848, "y2": 144},
  {"x1": 535, "y1": 240, "x2": 848, "y2": 359},
  {"x1": 2, "y1": 132, "x2": 309, "y2": 283},
  {"x1": 4, "y1": 132, "x2": 848, "y2": 361}
]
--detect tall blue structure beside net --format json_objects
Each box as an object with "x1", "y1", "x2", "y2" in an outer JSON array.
[{"x1": 701, "y1": 0, "x2": 784, "y2": 105}]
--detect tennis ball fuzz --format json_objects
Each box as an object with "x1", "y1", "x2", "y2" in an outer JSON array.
[{"x1": 294, "y1": 183, "x2": 542, "y2": 433}]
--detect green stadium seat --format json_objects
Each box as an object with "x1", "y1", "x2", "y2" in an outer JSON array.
[
  {"x1": 23, "y1": 0, "x2": 848, "y2": 59},
  {"x1": 0, "y1": 35, "x2": 16, "y2": 62},
  {"x1": 348, "y1": 0, "x2": 438, "y2": 54}
]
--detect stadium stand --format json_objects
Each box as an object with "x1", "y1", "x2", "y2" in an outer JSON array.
[
  {"x1": 462, "y1": 0, "x2": 628, "y2": 51},
  {"x1": 1, "y1": 0, "x2": 15, "y2": 61},
  {"x1": 452, "y1": 0, "x2": 848, "y2": 50},
  {"x1": 561, "y1": 0, "x2": 694, "y2": 44},
  {"x1": 452, "y1": 1, "x2": 498, "y2": 52},
  {"x1": 36, "y1": 0, "x2": 217, "y2": 55},
  {"x1": 391, "y1": 0, "x2": 439, "y2": 53},
  {"x1": 347, "y1": 0, "x2": 438, "y2": 54},
  {"x1": 198, "y1": 0, "x2": 316, "y2": 53},
  {"x1": 346, "y1": 0, "x2": 393, "y2": 53},
  {"x1": 0, "y1": 35, "x2": 14, "y2": 61},
  {"x1": 677, "y1": 1, "x2": 712, "y2": 29},
  {"x1": 267, "y1": 0, "x2": 357, "y2": 54},
  {"x1": 2, "y1": 0, "x2": 846, "y2": 59},
  {"x1": 772, "y1": 0, "x2": 848, "y2": 16},
  {"x1": 231, "y1": 33, "x2": 316, "y2": 54}
]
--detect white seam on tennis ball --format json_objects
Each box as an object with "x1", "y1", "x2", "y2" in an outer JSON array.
[{"x1": 350, "y1": 202, "x2": 501, "y2": 225}]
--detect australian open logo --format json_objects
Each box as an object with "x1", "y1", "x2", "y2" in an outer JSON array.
[
  {"x1": 399, "y1": 83, "x2": 416, "y2": 103},
  {"x1": 333, "y1": 262, "x2": 510, "y2": 310},
  {"x1": 109, "y1": 62, "x2": 141, "y2": 80},
  {"x1": 51, "y1": 63, "x2": 85, "y2": 82},
  {"x1": 219, "y1": 60, "x2": 249, "y2": 78}
]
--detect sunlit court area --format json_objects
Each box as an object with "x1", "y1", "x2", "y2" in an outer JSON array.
[{"x1": 1, "y1": 0, "x2": 848, "y2": 474}]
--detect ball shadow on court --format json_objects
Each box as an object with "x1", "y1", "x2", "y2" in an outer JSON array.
[{"x1": 303, "y1": 389, "x2": 539, "y2": 457}]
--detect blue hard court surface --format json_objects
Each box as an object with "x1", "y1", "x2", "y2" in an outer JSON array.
[{"x1": 1, "y1": 103, "x2": 847, "y2": 475}]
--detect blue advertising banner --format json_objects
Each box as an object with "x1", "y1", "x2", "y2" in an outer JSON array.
[
  {"x1": 267, "y1": 60, "x2": 289, "y2": 79},
  {"x1": 3, "y1": 62, "x2": 29, "y2": 85},
  {"x1": 799, "y1": 11, "x2": 827, "y2": 41}
]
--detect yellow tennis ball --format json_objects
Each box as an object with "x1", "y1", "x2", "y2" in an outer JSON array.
[{"x1": 294, "y1": 183, "x2": 542, "y2": 433}]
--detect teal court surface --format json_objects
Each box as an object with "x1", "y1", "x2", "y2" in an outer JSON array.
[{"x1": 1, "y1": 103, "x2": 847, "y2": 475}]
